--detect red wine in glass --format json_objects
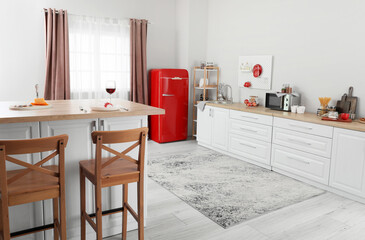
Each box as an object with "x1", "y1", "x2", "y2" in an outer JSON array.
[
  {"x1": 105, "y1": 81, "x2": 116, "y2": 104},
  {"x1": 106, "y1": 88, "x2": 116, "y2": 94}
]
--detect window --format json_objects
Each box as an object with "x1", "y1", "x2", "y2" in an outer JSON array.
[{"x1": 68, "y1": 14, "x2": 130, "y2": 100}]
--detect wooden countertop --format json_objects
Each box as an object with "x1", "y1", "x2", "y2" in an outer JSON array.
[
  {"x1": 0, "y1": 99, "x2": 165, "y2": 124},
  {"x1": 206, "y1": 102, "x2": 365, "y2": 132}
]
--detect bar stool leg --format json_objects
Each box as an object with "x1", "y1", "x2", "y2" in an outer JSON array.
[
  {"x1": 122, "y1": 184, "x2": 128, "y2": 240},
  {"x1": 95, "y1": 184, "x2": 103, "y2": 240},
  {"x1": 0, "y1": 198, "x2": 10, "y2": 240},
  {"x1": 60, "y1": 184, "x2": 67, "y2": 239},
  {"x1": 80, "y1": 169, "x2": 86, "y2": 240},
  {"x1": 0, "y1": 199, "x2": 3, "y2": 239},
  {"x1": 137, "y1": 180, "x2": 144, "y2": 240},
  {"x1": 53, "y1": 198, "x2": 59, "y2": 240}
]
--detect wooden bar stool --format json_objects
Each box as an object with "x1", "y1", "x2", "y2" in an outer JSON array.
[
  {"x1": 0, "y1": 134, "x2": 68, "y2": 240},
  {"x1": 79, "y1": 127, "x2": 148, "y2": 240}
]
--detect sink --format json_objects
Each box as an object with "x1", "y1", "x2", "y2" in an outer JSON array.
[{"x1": 210, "y1": 100, "x2": 233, "y2": 105}]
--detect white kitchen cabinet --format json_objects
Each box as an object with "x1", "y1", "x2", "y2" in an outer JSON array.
[
  {"x1": 40, "y1": 119, "x2": 97, "y2": 240},
  {"x1": 0, "y1": 122, "x2": 43, "y2": 240},
  {"x1": 330, "y1": 128, "x2": 365, "y2": 197},
  {"x1": 273, "y1": 127, "x2": 332, "y2": 158},
  {"x1": 211, "y1": 107, "x2": 229, "y2": 150},
  {"x1": 197, "y1": 106, "x2": 213, "y2": 145},
  {"x1": 230, "y1": 110, "x2": 273, "y2": 126},
  {"x1": 197, "y1": 106, "x2": 229, "y2": 150},
  {"x1": 272, "y1": 144, "x2": 330, "y2": 185},
  {"x1": 229, "y1": 119, "x2": 272, "y2": 143},
  {"x1": 229, "y1": 134, "x2": 271, "y2": 166}
]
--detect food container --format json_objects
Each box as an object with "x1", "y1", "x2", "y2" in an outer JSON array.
[
  {"x1": 328, "y1": 111, "x2": 339, "y2": 119},
  {"x1": 297, "y1": 106, "x2": 306, "y2": 114},
  {"x1": 317, "y1": 108, "x2": 328, "y2": 117},
  {"x1": 291, "y1": 105, "x2": 298, "y2": 113},
  {"x1": 244, "y1": 96, "x2": 259, "y2": 107}
]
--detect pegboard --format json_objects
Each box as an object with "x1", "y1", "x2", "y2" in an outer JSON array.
[{"x1": 238, "y1": 55, "x2": 273, "y2": 90}]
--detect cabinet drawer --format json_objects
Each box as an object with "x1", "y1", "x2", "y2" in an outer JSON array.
[
  {"x1": 273, "y1": 117, "x2": 333, "y2": 138},
  {"x1": 230, "y1": 110, "x2": 273, "y2": 126},
  {"x1": 229, "y1": 119, "x2": 272, "y2": 143},
  {"x1": 229, "y1": 134, "x2": 271, "y2": 165},
  {"x1": 273, "y1": 127, "x2": 332, "y2": 158},
  {"x1": 272, "y1": 144, "x2": 330, "y2": 184}
]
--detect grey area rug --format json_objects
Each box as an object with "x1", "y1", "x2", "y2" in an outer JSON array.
[{"x1": 148, "y1": 148, "x2": 325, "y2": 229}]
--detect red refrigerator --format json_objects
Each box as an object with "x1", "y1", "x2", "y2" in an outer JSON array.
[{"x1": 150, "y1": 69, "x2": 189, "y2": 143}]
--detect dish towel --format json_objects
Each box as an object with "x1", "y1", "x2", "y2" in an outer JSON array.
[{"x1": 197, "y1": 101, "x2": 209, "y2": 112}]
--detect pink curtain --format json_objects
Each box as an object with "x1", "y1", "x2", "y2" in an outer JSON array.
[
  {"x1": 130, "y1": 19, "x2": 148, "y2": 104},
  {"x1": 44, "y1": 8, "x2": 70, "y2": 100}
]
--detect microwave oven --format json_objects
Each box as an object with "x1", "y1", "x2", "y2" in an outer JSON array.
[{"x1": 265, "y1": 93, "x2": 301, "y2": 111}]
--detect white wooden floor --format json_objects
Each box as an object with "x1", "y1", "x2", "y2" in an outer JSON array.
[{"x1": 106, "y1": 140, "x2": 365, "y2": 240}]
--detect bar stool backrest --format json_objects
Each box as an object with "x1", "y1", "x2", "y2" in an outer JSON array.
[
  {"x1": 0, "y1": 134, "x2": 69, "y2": 189},
  {"x1": 91, "y1": 127, "x2": 148, "y2": 180}
]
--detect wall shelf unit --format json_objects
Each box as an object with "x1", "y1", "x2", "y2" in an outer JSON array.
[{"x1": 192, "y1": 66, "x2": 220, "y2": 138}]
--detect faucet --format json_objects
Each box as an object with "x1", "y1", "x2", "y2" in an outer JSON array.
[{"x1": 225, "y1": 84, "x2": 233, "y2": 103}]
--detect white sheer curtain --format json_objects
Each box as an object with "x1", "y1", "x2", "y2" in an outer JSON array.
[{"x1": 68, "y1": 14, "x2": 130, "y2": 100}]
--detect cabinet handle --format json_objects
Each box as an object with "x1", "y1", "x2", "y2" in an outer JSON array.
[
  {"x1": 239, "y1": 142, "x2": 257, "y2": 149},
  {"x1": 239, "y1": 127, "x2": 258, "y2": 133},
  {"x1": 288, "y1": 138, "x2": 312, "y2": 145},
  {"x1": 172, "y1": 77, "x2": 182, "y2": 80},
  {"x1": 209, "y1": 109, "x2": 211, "y2": 117},
  {"x1": 287, "y1": 156, "x2": 310, "y2": 165},
  {"x1": 92, "y1": 120, "x2": 96, "y2": 132},
  {"x1": 100, "y1": 120, "x2": 105, "y2": 131},
  {"x1": 289, "y1": 124, "x2": 313, "y2": 130},
  {"x1": 162, "y1": 94, "x2": 175, "y2": 97},
  {"x1": 240, "y1": 115, "x2": 258, "y2": 120}
]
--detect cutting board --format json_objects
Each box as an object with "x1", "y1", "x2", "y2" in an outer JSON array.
[
  {"x1": 9, "y1": 104, "x2": 52, "y2": 110},
  {"x1": 336, "y1": 94, "x2": 348, "y2": 113},
  {"x1": 347, "y1": 86, "x2": 358, "y2": 115}
]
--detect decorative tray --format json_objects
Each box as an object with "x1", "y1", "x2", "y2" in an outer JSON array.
[{"x1": 321, "y1": 117, "x2": 352, "y2": 123}]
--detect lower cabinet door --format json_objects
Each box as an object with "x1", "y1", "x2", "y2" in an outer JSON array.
[
  {"x1": 229, "y1": 134, "x2": 271, "y2": 166},
  {"x1": 40, "y1": 119, "x2": 97, "y2": 240},
  {"x1": 197, "y1": 106, "x2": 212, "y2": 146},
  {"x1": 330, "y1": 128, "x2": 365, "y2": 197},
  {"x1": 0, "y1": 122, "x2": 43, "y2": 240},
  {"x1": 271, "y1": 144, "x2": 330, "y2": 184},
  {"x1": 211, "y1": 107, "x2": 229, "y2": 150}
]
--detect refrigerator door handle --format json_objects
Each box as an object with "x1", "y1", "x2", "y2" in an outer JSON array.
[{"x1": 162, "y1": 94, "x2": 175, "y2": 97}]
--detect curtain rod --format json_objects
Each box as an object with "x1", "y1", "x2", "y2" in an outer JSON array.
[
  {"x1": 43, "y1": 9, "x2": 65, "y2": 14},
  {"x1": 42, "y1": 9, "x2": 152, "y2": 24}
]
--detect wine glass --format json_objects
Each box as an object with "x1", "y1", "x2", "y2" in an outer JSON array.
[{"x1": 105, "y1": 81, "x2": 116, "y2": 104}]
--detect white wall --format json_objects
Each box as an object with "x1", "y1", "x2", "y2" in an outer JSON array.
[
  {"x1": 175, "y1": 0, "x2": 209, "y2": 136},
  {"x1": 0, "y1": 0, "x2": 177, "y2": 101},
  {"x1": 205, "y1": 0, "x2": 365, "y2": 116}
]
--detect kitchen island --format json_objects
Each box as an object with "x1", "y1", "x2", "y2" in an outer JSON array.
[{"x1": 0, "y1": 99, "x2": 164, "y2": 240}]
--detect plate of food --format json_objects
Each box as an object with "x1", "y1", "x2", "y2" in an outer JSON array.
[
  {"x1": 359, "y1": 118, "x2": 365, "y2": 124},
  {"x1": 90, "y1": 102, "x2": 120, "y2": 112},
  {"x1": 9, "y1": 98, "x2": 52, "y2": 110}
]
